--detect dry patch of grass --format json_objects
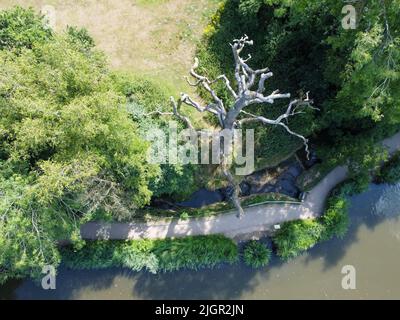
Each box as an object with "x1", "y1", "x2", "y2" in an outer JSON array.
[{"x1": 0, "y1": 0, "x2": 220, "y2": 95}]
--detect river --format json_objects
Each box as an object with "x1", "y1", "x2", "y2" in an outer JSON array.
[{"x1": 1, "y1": 182, "x2": 400, "y2": 300}]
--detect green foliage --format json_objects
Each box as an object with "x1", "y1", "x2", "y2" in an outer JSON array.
[
  {"x1": 243, "y1": 240, "x2": 271, "y2": 268},
  {"x1": 299, "y1": 127, "x2": 392, "y2": 191},
  {"x1": 0, "y1": 36, "x2": 158, "y2": 216},
  {"x1": 134, "y1": 192, "x2": 296, "y2": 221},
  {"x1": 273, "y1": 219, "x2": 324, "y2": 260},
  {"x1": 341, "y1": 175, "x2": 371, "y2": 196},
  {"x1": 61, "y1": 235, "x2": 239, "y2": 273},
  {"x1": 112, "y1": 72, "x2": 173, "y2": 113},
  {"x1": 238, "y1": 0, "x2": 263, "y2": 16},
  {"x1": 60, "y1": 241, "x2": 119, "y2": 269},
  {"x1": 151, "y1": 235, "x2": 239, "y2": 271},
  {"x1": 377, "y1": 151, "x2": 400, "y2": 184},
  {"x1": 66, "y1": 26, "x2": 95, "y2": 51},
  {"x1": 273, "y1": 194, "x2": 349, "y2": 260},
  {"x1": 0, "y1": 6, "x2": 52, "y2": 50},
  {"x1": 0, "y1": 168, "x2": 62, "y2": 283},
  {"x1": 197, "y1": 0, "x2": 400, "y2": 170},
  {"x1": 241, "y1": 192, "x2": 295, "y2": 206},
  {"x1": 111, "y1": 72, "x2": 201, "y2": 200},
  {"x1": 320, "y1": 195, "x2": 349, "y2": 241},
  {"x1": 0, "y1": 7, "x2": 159, "y2": 283},
  {"x1": 346, "y1": 140, "x2": 388, "y2": 192},
  {"x1": 150, "y1": 164, "x2": 200, "y2": 201}
]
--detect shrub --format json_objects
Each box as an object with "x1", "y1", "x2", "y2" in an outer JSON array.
[
  {"x1": 66, "y1": 26, "x2": 95, "y2": 51},
  {"x1": 340, "y1": 175, "x2": 371, "y2": 197},
  {"x1": 273, "y1": 219, "x2": 324, "y2": 260},
  {"x1": 243, "y1": 241, "x2": 271, "y2": 268},
  {"x1": 151, "y1": 235, "x2": 239, "y2": 272},
  {"x1": 61, "y1": 235, "x2": 239, "y2": 273},
  {"x1": 118, "y1": 241, "x2": 159, "y2": 273},
  {"x1": 334, "y1": 179, "x2": 365, "y2": 198},
  {"x1": 60, "y1": 241, "x2": 119, "y2": 270},
  {"x1": 111, "y1": 72, "x2": 172, "y2": 113},
  {"x1": 377, "y1": 152, "x2": 400, "y2": 184},
  {"x1": 273, "y1": 193, "x2": 350, "y2": 260},
  {"x1": 0, "y1": 6, "x2": 52, "y2": 50},
  {"x1": 320, "y1": 195, "x2": 349, "y2": 241}
]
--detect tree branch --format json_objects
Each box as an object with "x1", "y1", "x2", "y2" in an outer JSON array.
[
  {"x1": 239, "y1": 97, "x2": 313, "y2": 159},
  {"x1": 145, "y1": 99, "x2": 194, "y2": 130},
  {"x1": 165, "y1": 35, "x2": 317, "y2": 218}
]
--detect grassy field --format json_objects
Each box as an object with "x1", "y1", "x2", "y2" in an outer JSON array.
[{"x1": 0, "y1": 0, "x2": 220, "y2": 94}]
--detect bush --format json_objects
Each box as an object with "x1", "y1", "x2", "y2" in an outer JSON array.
[
  {"x1": 273, "y1": 219, "x2": 324, "y2": 260},
  {"x1": 61, "y1": 235, "x2": 239, "y2": 273},
  {"x1": 60, "y1": 241, "x2": 120, "y2": 270},
  {"x1": 320, "y1": 195, "x2": 349, "y2": 241},
  {"x1": 117, "y1": 241, "x2": 160, "y2": 273},
  {"x1": 111, "y1": 72, "x2": 173, "y2": 114},
  {"x1": 377, "y1": 152, "x2": 400, "y2": 184},
  {"x1": 0, "y1": 6, "x2": 52, "y2": 50},
  {"x1": 273, "y1": 193, "x2": 350, "y2": 260},
  {"x1": 243, "y1": 241, "x2": 271, "y2": 268},
  {"x1": 337, "y1": 175, "x2": 371, "y2": 197},
  {"x1": 66, "y1": 26, "x2": 95, "y2": 51},
  {"x1": 152, "y1": 235, "x2": 239, "y2": 271}
]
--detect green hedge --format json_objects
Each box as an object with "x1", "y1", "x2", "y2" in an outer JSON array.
[
  {"x1": 61, "y1": 235, "x2": 239, "y2": 273},
  {"x1": 273, "y1": 193, "x2": 349, "y2": 260}
]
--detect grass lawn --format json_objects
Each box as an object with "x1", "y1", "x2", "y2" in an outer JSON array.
[{"x1": 0, "y1": 0, "x2": 220, "y2": 96}]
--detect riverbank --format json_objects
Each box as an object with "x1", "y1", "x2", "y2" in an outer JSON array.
[
  {"x1": 80, "y1": 131, "x2": 400, "y2": 240},
  {"x1": 4, "y1": 181, "x2": 400, "y2": 299}
]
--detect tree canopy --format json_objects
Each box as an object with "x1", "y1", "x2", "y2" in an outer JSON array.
[
  {"x1": 197, "y1": 0, "x2": 400, "y2": 169},
  {"x1": 0, "y1": 7, "x2": 159, "y2": 283}
]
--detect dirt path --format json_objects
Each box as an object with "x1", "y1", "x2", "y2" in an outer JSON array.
[{"x1": 80, "y1": 131, "x2": 400, "y2": 240}]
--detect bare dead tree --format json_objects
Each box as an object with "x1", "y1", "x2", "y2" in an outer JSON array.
[{"x1": 168, "y1": 35, "x2": 316, "y2": 218}]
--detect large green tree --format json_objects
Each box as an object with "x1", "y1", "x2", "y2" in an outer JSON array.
[{"x1": 0, "y1": 7, "x2": 158, "y2": 283}]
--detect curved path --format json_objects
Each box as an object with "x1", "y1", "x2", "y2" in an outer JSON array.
[{"x1": 81, "y1": 132, "x2": 400, "y2": 240}]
